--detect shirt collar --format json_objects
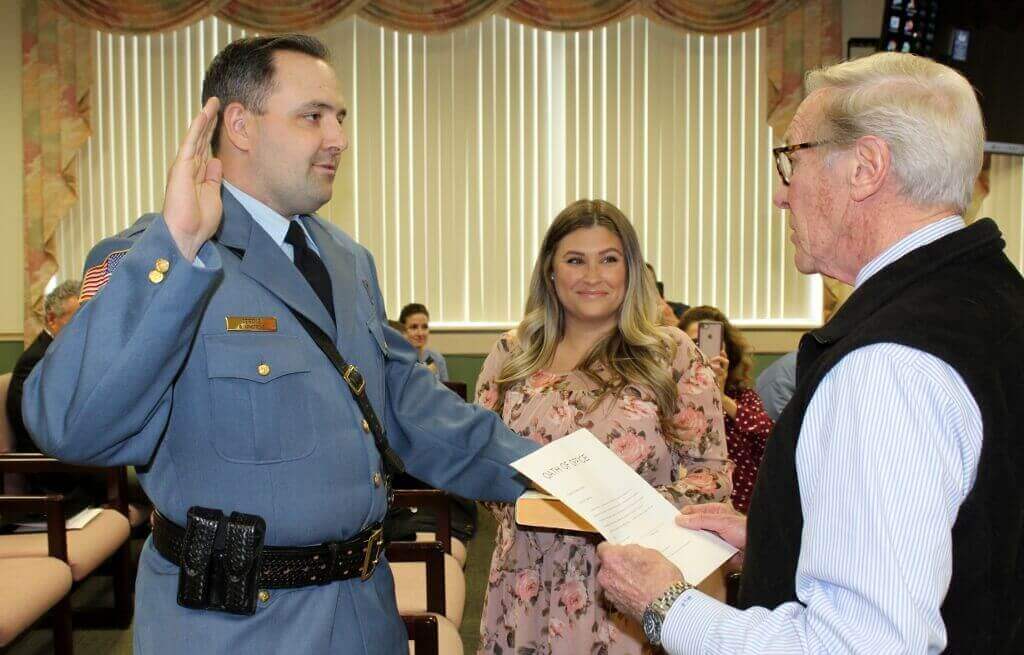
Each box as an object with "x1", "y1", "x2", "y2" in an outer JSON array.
[
  {"x1": 855, "y1": 215, "x2": 965, "y2": 288},
  {"x1": 222, "y1": 179, "x2": 313, "y2": 250}
]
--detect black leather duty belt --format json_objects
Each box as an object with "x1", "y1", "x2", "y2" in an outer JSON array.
[{"x1": 152, "y1": 510, "x2": 386, "y2": 590}]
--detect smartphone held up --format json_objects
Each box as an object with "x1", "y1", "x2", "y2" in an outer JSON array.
[{"x1": 696, "y1": 321, "x2": 724, "y2": 360}]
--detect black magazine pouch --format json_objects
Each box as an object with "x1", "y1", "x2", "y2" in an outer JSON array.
[{"x1": 177, "y1": 506, "x2": 266, "y2": 615}]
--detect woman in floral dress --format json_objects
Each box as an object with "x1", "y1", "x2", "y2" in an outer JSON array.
[{"x1": 475, "y1": 199, "x2": 732, "y2": 655}]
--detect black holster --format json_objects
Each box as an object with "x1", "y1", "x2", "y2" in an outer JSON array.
[{"x1": 177, "y1": 506, "x2": 267, "y2": 615}]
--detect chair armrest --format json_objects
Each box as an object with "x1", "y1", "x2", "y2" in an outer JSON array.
[
  {"x1": 0, "y1": 456, "x2": 129, "y2": 518},
  {"x1": 725, "y1": 571, "x2": 742, "y2": 607},
  {"x1": 0, "y1": 494, "x2": 69, "y2": 561},
  {"x1": 0, "y1": 454, "x2": 98, "y2": 475},
  {"x1": 391, "y1": 489, "x2": 451, "y2": 554},
  {"x1": 403, "y1": 614, "x2": 439, "y2": 655},
  {"x1": 386, "y1": 540, "x2": 446, "y2": 615}
]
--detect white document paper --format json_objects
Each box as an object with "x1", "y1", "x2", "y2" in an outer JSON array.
[
  {"x1": 11, "y1": 506, "x2": 104, "y2": 533},
  {"x1": 512, "y1": 429, "x2": 736, "y2": 584}
]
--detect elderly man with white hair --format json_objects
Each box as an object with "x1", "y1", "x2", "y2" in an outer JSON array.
[
  {"x1": 6, "y1": 279, "x2": 81, "y2": 453},
  {"x1": 597, "y1": 52, "x2": 1024, "y2": 654}
]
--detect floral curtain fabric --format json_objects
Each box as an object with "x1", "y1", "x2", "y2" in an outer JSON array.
[{"x1": 21, "y1": 0, "x2": 92, "y2": 340}]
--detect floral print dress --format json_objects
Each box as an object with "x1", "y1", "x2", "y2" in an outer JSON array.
[{"x1": 475, "y1": 328, "x2": 732, "y2": 655}]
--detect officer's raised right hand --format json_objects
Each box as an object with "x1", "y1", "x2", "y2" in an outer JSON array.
[{"x1": 163, "y1": 97, "x2": 222, "y2": 262}]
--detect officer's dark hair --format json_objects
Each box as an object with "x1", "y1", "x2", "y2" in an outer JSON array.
[
  {"x1": 399, "y1": 303, "x2": 430, "y2": 325},
  {"x1": 201, "y1": 34, "x2": 331, "y2": 155}
]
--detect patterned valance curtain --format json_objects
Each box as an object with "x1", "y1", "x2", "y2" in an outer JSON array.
[
  {"x1": 21, "y1": 0, "x2": 840, "y2": 339},
  {"x1": 45, "y1": 0, "x2": 828, "y2": 35}
]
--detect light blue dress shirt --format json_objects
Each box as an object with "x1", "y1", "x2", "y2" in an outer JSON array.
[
  {"x1": 194, "y1": 180, "x2": 321, "y2": 266},
  {"x1": 661, "y1": 215, "x2": 983, "y2": 654}
]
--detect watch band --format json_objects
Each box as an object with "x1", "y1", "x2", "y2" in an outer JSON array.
[{"x1": 643, "y1": 579, "x2": 694, "y2": 646}]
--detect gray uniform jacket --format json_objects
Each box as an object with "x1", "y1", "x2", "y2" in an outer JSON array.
[{"x1": 23, "y1": 187, "x2": 537, "y2": 654}]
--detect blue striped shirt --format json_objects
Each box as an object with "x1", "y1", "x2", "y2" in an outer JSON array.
[{"x1": 661, "y1": 215, "x2": 983, "y2": 654}]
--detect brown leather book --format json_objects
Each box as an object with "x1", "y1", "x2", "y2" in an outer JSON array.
[{"x1": 514, "y1": 491, "x2": 597, "y2": 533}]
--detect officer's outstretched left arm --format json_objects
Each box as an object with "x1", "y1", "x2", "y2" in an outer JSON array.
[{"x1": 364, "y1": 258, "x2": 538, "y2": 503}]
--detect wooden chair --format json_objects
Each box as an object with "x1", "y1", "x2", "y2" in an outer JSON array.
[
  {"x1": 0, "y1": 372, "x2": 149, "y2": 533},
  {"x1": 404, "y1": 613, "x2": 463, "y2": 655},
  {"x1": 0, "y1": 372, "x2": 29, "y2": 496},
  {"x1": 0, "y1": 493, "x2": 75, "y2": 653},
  {"x1": 390, "y1": 540, "x2": 464, "y2": 655},
  {"x1": 441, "y1": 381, "x2": 468, "y2": 401},
  {"x1": 388, "y1": 537, "x2": 466, "y2": 629},
  {"x1": 725, "y1": 571, "x2": 742, "y2": 607},
  {"x1": 0, "y1": 456, "x2": 134, "y2": 632},
  {"x1": 393, "y1": 489, "x2": 467, "y2": 567}
]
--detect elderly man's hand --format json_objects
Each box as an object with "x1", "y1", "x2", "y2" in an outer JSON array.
[
  {"x1": 597, "y1": 543, "x2": 684, "y2": 621},
  {"x1": 676, "y1": 502, "x2": 747, "y2": 569}
]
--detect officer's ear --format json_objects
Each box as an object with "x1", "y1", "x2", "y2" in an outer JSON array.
[{"x1": 221, "y1": 101, "x2": 254, "y2": 153}]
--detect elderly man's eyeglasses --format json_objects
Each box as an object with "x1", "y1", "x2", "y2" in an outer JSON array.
[{"x1": 772, "y1": 142, "x2": 826, "y2": 186}]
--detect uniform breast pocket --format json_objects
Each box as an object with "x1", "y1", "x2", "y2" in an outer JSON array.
[{"x1": 203, "y1": 334, "x2": 319, "y2": 464}]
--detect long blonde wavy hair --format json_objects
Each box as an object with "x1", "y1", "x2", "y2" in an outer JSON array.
[{"x1": 495, "y1": 199, "x2": 681, "y2": 439}]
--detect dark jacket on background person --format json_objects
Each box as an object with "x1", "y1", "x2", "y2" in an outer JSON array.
[{"x1": 6, "y1": 331, "x2": 52, "y2": 453}]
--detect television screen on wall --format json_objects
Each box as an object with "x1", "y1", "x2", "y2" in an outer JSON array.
[{"x1": 879, "y1": 0, "x2": 1024, "y2": 155}]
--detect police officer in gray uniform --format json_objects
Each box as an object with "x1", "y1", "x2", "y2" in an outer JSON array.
[{"x1": 24, "y1": 35, "x2": 538, "y2": 654}]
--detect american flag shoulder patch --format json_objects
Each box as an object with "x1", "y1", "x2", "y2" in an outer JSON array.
[{"x1": 80, "y1": 249, "x2": 129, "y2": 302}]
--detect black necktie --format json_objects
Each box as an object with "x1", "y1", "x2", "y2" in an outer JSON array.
[{"x1": 284, "y1": 219, "x2": 336, "y2": 323}]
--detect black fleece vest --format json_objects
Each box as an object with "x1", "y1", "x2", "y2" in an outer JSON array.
[{"x1": 739, "y1": 219, "x2": 1024, "y2": 653}]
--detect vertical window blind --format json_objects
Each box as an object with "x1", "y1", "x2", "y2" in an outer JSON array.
[{"x1": 57, "y1": 15, "x2": 1019, "y2": 328}]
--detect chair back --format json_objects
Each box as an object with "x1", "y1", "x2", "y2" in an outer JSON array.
[
  {"x1": 441, "y1": 381, "x2": 467, "y2": 402},
  {"x1": 0, "y1": 372, "x2": 13, "y2": 453}
]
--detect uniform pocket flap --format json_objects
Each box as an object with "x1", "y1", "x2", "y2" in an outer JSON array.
[{"x1": 204, "y1": 334, "x2": 310, "y2": 383}]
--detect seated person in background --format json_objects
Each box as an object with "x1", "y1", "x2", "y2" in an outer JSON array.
[
  {"x1": 4, "y1": 279, "x2": 104, "y2": 512},
  {"x1": 681, "y1": 305, "x2": 773, "y2": 514},
  {"x1": 7, "y1": 280, "x2": 81, "y2": 453},
  {"x1": 474, "y1": 199, "x2": 732, "y2": 654},
  {"x1": 755, "y1": 350, "x2": 797, "y2": 421},
  {"x1": 399, "y1": 302, "x2": 448, "y2": 381},
  {"x1": 387, "y1": 311, "x2": 476, "y2": 538},
  {"x1": 6, "y1": 279, "x2": 153, "y2": 525},
  {"x1": 667, "y1": 301, "x2": 689, "y2": 324},
  {"x1": 645, "y1": 262, "x2": 687, "y2": 326}
]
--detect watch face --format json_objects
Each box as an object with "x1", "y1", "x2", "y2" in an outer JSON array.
[{"x1": 642, "y1": 609, "x2": 662, "y2": 644}]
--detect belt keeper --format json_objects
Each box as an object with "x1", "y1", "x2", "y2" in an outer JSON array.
[{"x1": 320, "y1": 542, "x2": 340, "y2": 585}]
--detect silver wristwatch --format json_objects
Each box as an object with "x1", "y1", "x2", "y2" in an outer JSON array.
[{"x1": 642, "y1": 579, "x2": 693, "y2": 646}]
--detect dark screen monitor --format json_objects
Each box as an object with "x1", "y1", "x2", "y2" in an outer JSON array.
[{"x1": 879, "y1": 0, "x2": 1024, "y2": 155}]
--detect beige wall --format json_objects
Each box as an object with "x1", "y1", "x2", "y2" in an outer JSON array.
[
  {"x1": 843, "y1": 0, "x2": 885, "y2": 54},
  {"x1": 431, "y1": 326, "x2": 804, "y2": 356},
  {"x1": 0, "y1": 2, "x2": 22, "y2": 339}
]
